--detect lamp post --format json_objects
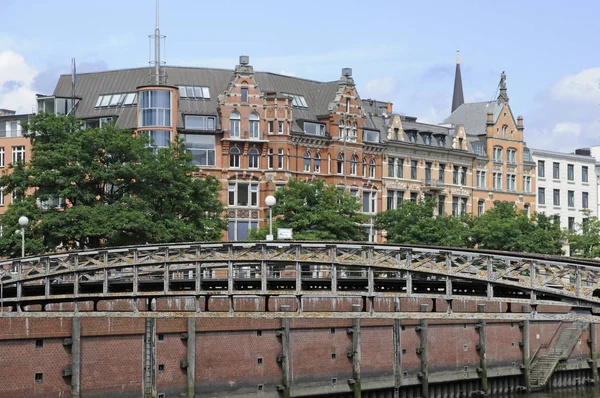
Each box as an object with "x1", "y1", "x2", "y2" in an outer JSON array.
[
  {"x1": 18, "y1": 216, "x2": 29, "y2": 258},
  {"x1": 265, "y1": 195, "x2": 276, "y2": 241}
]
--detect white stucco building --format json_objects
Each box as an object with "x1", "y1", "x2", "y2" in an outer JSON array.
[{"x1": 532, "y1": 149, "x2": 597, "y2": 232}]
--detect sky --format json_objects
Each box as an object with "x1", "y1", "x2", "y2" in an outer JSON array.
[{"x1": 0, "y1": 0, "x2": 598, "y2": 152}]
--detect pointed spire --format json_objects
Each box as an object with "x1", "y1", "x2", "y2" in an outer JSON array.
[
  {"x1": 451, "y1": 49, "x2": 464, "y2": 113},
  {"x1": 497, "y1": 71, "x2": 509, "y2": 104}
]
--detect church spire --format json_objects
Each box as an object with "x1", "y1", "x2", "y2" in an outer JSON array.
[{"x1": 451, "y1": 49, "x2": 464, "y2": 113}]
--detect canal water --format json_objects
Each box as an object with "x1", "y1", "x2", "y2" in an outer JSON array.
[{"x1": 514, "y1": 386, "x2": 600, "y2": 397}]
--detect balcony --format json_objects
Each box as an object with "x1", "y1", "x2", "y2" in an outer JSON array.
[
  {"x1": 225, "y1": 130, "x2": 268, "y2": 142},
  {"x1": 423, "y1": 179, "x2": 445, "y2": 190}
]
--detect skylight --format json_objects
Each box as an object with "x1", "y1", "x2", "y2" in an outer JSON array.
[
  {"x1": 282, "y1": 93, "x2": 308, "y2": 108},
  {"x1": 178, "y1": 86, "x2": 210, "y2": 100},
  {"x1": 95, "y1": 93, "x2": 137, "y2": 108}
]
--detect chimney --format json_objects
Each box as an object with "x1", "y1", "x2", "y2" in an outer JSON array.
[
  {"x1": 486, "y1": 110, "x2": 494, "y2": 125},
  {"x1": 342, "y1": 68, "x2": 352, "y2": 77},
  {"x1": 239, "y1": 55, "x2": 249, "y2": 65},
  {"x1": 235, "y1": 55, "x2": 253, "y2": 74},
  {"x1": 575, "y1": 148, "x2": 592, "y2": 157},
  {"x1": 517, "y1": 115, "x2": 524, "y2": 130}
]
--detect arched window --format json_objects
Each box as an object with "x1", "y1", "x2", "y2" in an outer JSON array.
[
  {"x1": 337, "y1": 153, "x2": 344, "y2": 175},
  {"x1": 314, "y1": 152, "x2": 321, "y2": 173},
  {"x1": 362, "y1": 157, "x2": 367, "y2": 176},
  {"x1": 346, "y1": 121, "x2": 352, "y2": 142},
  {"x1": 369, "y1": 158, "x2": 376, "y2": 178},
  {"x1": 350, "y1": 155, "x2": 357, "y2": 175},
  {"x1": 502, "y1": 125, "x2": 508, "y2": 138},
  {"x1": 303, "y1": 151, "x2": 311, "y2": 172},
  {"x1": 351, "y1": 122, "x2": 357, "y2": 142},
  {"x1": 339, "y1": 120, "x2": 344, "y2": 138},
  {"x1": 230, "y1": 146, "x2": 240, "y2": 168},
  {"x1": 249, "y1": 112, "x2": 260, "y2": 139},
  {"x1": 493, "y1": 146, "x2": 503, "y2": 162},
  {"x1": 248, "y1": 147, "x2": 259, "y2": 169},
  {"x1": 230, "y1": 112, "x2": 241, "y2": 138}
]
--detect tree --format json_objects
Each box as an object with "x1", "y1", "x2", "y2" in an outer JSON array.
[
  {"x1": 471, "y1": 201, "x2": 563, "y2": 254},
  {"x1": 0, "y1": 113, "x2": 225, "y2": 257},
  {"x1": 248, "y1": 179, "x2": 366, "y2": 241},
  {"x1": 375, "y1": 200, "x2": 471, "y2": 247},
  {"x1": 566, "y1": 210, "x2": 600, "y2": 258}
]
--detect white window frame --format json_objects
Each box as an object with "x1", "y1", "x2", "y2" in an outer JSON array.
[
  {"x1": 230, "y1": 112, "x2": 241, "y2": 138},
  {"x1": 12, "y1": 146, "x2": 25, "y2": 164},
  {"x1": 350, "y1": 155, "x2": 357, "y2": 176},
  {"x1": 230, "y1": 147, "x2": 240, "y2": 168},
  {"x1": 0, "y1": 147, "x2": 4, "y2": 168},
  {"x1": 228, "y1": 182, "x2": 259, "y2": 207},
  {"x1": 314, "y1": 153, "x2": 321, "y2": 173},
  {"x1": 248, "y1": 148, "x2": 260, "y2": 169}
]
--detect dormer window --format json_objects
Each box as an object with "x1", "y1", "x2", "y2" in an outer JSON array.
[
  {"x1": 436, "y1": 136, "x2": 446, "y2": 147},
  {"x1": 363, "y1": 129, "x2": 379, "y2": 143},
  {"x1": 304, "y1": 122, "x2": 326, "y2": 136},
  {"x1": 408, "y1": 132, "x2": 417, "y2": 143},
  {"x1": 473, "y1": 143, "x2": 485, "y2": 156},
  {"x1": 282, "y1": 93, "x2": 308, "y2": 108},
  {"x1": 423, "y1": 134, "x2": 432, "y2": 145}
]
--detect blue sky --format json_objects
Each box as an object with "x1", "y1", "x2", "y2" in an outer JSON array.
[{"x1": 0, "y1": 0, "x2": 598, "y2": 151}]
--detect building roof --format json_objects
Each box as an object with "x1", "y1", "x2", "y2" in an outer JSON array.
[
  {"x1": 531, "y1": 148, "x2": 597, "y2": 164},
  {"x1": 442, "y1": 101, "x2": 502, "y2": 136},
  {"x1": 451, "y1": 54, "x2": 464, "y2": 114}
]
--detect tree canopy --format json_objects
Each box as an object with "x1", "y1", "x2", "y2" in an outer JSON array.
[
  {"x1": 0, "y1": 113, "x2": 225, "y2": 257},
  {"x1": 566, "y1": 210, "x2": 600, "y2": 258},
  {"x1": 249, "y1": 179, "x2": 366, "y2": 241}
]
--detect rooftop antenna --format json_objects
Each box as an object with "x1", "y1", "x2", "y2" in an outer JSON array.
[{"x1": 149, "y1": 0, "x2": 166, "y2": 85}]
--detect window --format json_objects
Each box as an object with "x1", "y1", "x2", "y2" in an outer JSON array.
[
  {"x1": 157, "y1": 334, "x2": 165, "y2": 341},
  {"x1": 493, "y1": 147, "x2": 502, "y2": 162},
  {"x1": 141, "y1": 130, "x2": 170, "y2": 153},
  {"x1": 35, "y1": 372, "x2": 43, "y2": 383},
  {"x1": 583, "y1": 192, "x2": 589, "y2": 209},
  {"x1": 506, "y1": 174, "x2": 516, "y2": 191},
  {"x1": 553, "y1": 189, "x2": 560, "y2": 206},
  {"x1": 139, "y1": 90, "x2": 171, "y2": 127},
  {"x1": 12, "y1": 146, "x2": 25, "y2": 164},
  {"x1": 267, "y1": 148, "x2": 273, "y2": 169},
  {"x1": 437, "y1": 136, "x2": 446, "y2": 147},
  {"x1": 303, "y1": 151, "x2": 311, "y2": 172},
  {"x1": 184, "y1": 115, "x2": 216, "y2": 130},
  {"x1": 349, "y1": 122, "x2": 357, "y2": 142},
  {"x1": 410, "y1": 192, "x2": 418, "y2": 202},
  {"x1": 346, "y1": 98, "x2": 350, "y2": 113},
  {"x1": 460, "y1": 168, "x2": 467, "y2": 185},
  {"x1": 362, "y1": 158, "x2": 367, "y2": 176},
  {"x1": 228, "y1": 182, "x2": 259, "y2": 207},
  {"x1": 438, "y1": 195, "x2": 445, "y2": 215},
  {"x1": 338, "y1": 120, "x2": 344, "y2": 138},
  {"x1": 387, "y1": 190, "x2": 403, "y2": 210},
  {"x1": 249, "y1": 113, "x2": 260, "y2": 139},
  {"x1": 35, "y1": 339, "x2": 44, "y2": 348},
  {"x1": 410, "y1": 160, "x2": 417, "y2": 180},
  {"x1": 350, "y1": 155, "x2": 357, "y2": 176},
  {"x1": 337, "y1": 154, "x2": 344, "y2": 175},
  {"x1": 523, "y1": 176, "x2": 531, "y2": 192},
  {"x1": 177, "y1": 85, "x2": 210, "y2": 99},
  {"x1": 476, "y1": 171, "x2": 486, "y2": 188},
  {"x1": 567, "y1": 164, "x2": 574, "y2": 181},
  {"x1": 248, "y1": 148, "x2": 260, "y2": 169},
  {"x1": 304, "y1": 122, "x2": 326, "y2": 136},
  {"x1": 453, "y1": 167, "x2": 459, "y2": 185},
  {"x1": 397, "y1": 159, "x2": 404, "y2": 178},
  {"x1": 268, "y1": 121, "x2": 274, "y2": 134},
  {"x1": 553, "y1": 162, "x2": 560, "y2": 179},
  {"x1": 439, "y1": 163, "x2": 445, "y2": 182},
  {"x1": 523, "y1": 149, "x2": 531, "y2": 162},
  {"x1": 568, "y1": 217, "x2": 575, "y2": 231},
  {"x1": 0, "y1": 147, "x2": 4, "y2": 168},
  {"x1": 241, "y1": 87, "x2": 248, "y2": 103},
  {"x1": 493, "y1": 173, "x2": 502, "y2": 190},
  {"x1": 362, "y1": 191, "x2": 377, "y2": 213},
  {"x1": 452, "y1": 197, "x2": 467, "y2": 217},
  {"x1": 538, "y1": 160, "x2": 545, "y2": 177},
  {"x1": 538, "y1": 188, "x2": 545, "y2": 205},
  {"x1": 0, "y1": 188, "x2": 4, "y2": 206},
  {"x1": 387, "y1": 158, "x2": 395, "y2": 178},
  {"x1": 473, "y1": 144, "x2": 485, "y2": 156},
  {"x1": 507, "y1": 149, "x2": 517, "y2": 164},
  {"x1": 364, "y1": 129, "x2": 379, "y2": 143},
  {"x1": 393, "y1": 128, "x2": 399, "y2": 141},
  {"x1": 181, "y1": 134, "x2": 216, "y2": 166},
  {"x1": 408, "y1": 132, "x2": 417, "y2": 143},
  {"x1": 95, "y1": 92, "x2": 137, "y2": 108},
  {"x1": 230, "y1": 147, "x2": 240, "y2": 168},
  {"x1": 524, "y1": 204, "x2": 530, "y2": 217},
  {"x1": 425, "y1": 162, "x2": 432, "y2": 181},
  {"x1": 582, "y1": 166, "x2": 589, "y2": 182},
  {"x1": 282, "y1": 93, "x2": 308, "y2": 108},
  {"x1": 423, "y1": 134, "x2": 432, "y2": 145},
  {"x1": 369, "y1": 158, "x2": 376, "y2": 178},
  {"x1": 568, "y1": 190, "x2": 575, "y2": 207},
  {"x1": 277, "y1": 149, "x2": 284, "y2": 169},
  {"x1": 278, "y1": 121, "x2": 284, "y2": 134},
  {"x1": 478, "y1": 200, "x2": 484, "y2": 216},
  {"x1": 228, "y1": 220, "x2": 259, "y2": 241},
  {"x1": 230, "y1": 112, "x2": 241, "y2": 138},
  {"x1": 314, "y1": 153, "x2": 321, "y2": 173}
]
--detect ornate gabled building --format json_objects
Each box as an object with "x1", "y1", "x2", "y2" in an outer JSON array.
[{"x1": 443, "y1": 60, "x2": 536, "y2": 216}]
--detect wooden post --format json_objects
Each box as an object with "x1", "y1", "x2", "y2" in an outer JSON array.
[
  {"x1": 350, "y1": 304, "x2": 362, "y2": 398},
  {"x1": 187, "y1": 318, "x2": 196, "y2": 398},
  {"x1": 392, "y1": 298, "x2": 402, "y2": 398},
  {"x1": 281, "y1": 317, "x2": 291, "y2": 398},
  {"x1": 71, "y1": 317, "x2": 81, "y2": 398},
  {"x1": 476, "y1": 319, "x2": 488, "y2": 393},
  {"x1": 521, "y1": 320, "x2": 531, "y2": 391},
  {"x1": 590, "y1": 323, "x2": 598, "y2": 385},
  {"x1": 417, "y1": 306, "x2": 429, "y2": 398}
]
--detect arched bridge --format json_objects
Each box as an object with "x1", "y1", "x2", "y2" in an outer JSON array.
[{"x1": 1, "y1": 241, "x2": 600, "y2": 321}]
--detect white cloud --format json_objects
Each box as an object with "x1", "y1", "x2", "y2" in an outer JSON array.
[
  {"x1": 549, "y1": 67, "x2": 600, "y2": 104},
  {"x1": 361, "y1": 77, "x2": 396, "y2": 100},
  {"x1": 552, "y1": 122, "x2": 582, "y2": 136},
  {"x1": 0, "y1": 50, "x2": 37, "y2": 113}
]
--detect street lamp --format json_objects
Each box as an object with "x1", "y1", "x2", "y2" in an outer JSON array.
[
  {"x1": 18, "y1": 216, "x2": 29, "y2": 258},
  {"x1": 265, "y1": 195, "x2": 276, "y2": 241}
]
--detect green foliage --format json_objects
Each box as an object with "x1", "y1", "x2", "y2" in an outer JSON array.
[
  {"x1": 248, "y1": 179, "x2": 366, "y2": 241},
  {"x1": 471, "y1": 202, "x2": 563, "y2": 254},
  {"x1": 0, "y1": 113, "x2": 225, "y2": 257},
  {"x1": 566, "y1": 210, "x2": 600, "y2": 258},
  {"x1": 375, "y1": 200, "x2": 472, "y2": 247}
]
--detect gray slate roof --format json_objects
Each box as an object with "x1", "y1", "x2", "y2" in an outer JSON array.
[{"x1": 443, "y1": 101, "x2": 502, "y2": 136}]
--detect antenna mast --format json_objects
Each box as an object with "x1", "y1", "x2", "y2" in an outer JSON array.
[{"x1": 149, "y1": 0, "x2": 166, "y2": 85}]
